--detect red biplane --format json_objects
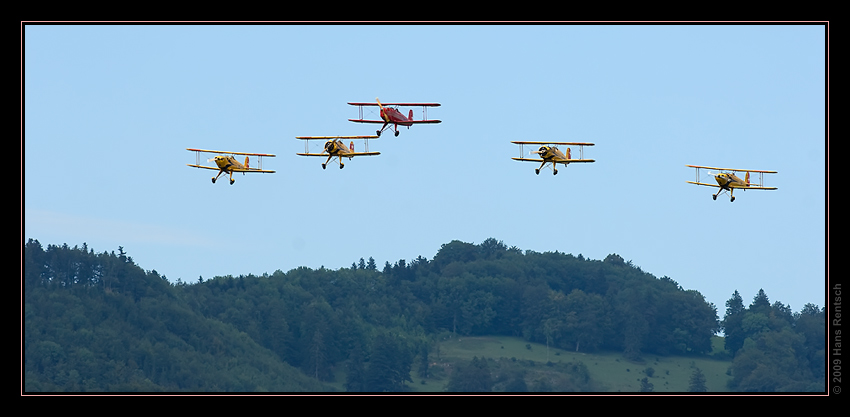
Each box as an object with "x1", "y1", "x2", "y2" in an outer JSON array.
[{"x1": 348, "y1": 98, "x2": 441, "y2": 137}]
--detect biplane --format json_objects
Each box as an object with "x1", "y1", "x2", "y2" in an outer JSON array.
[
  {"x1": 348, "y1": 98, "x2": 441, "y2": 137},
  {"x1": 686, "y1": 165, "x2": 777, "y2": 202},
  {"x1": 295, "y1": 135, "x2": 380, "y2": 169},
  {"x1": 511, "y1": 141, "x2": 595, "y2": 175},
  {"x1": 186, "y1": 148, "x2": 275, "y2": 185}
]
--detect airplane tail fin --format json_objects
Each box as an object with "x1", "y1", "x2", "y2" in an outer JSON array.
[{"x1": 408, "y1": 109, "x2": 414, "y2": 121}]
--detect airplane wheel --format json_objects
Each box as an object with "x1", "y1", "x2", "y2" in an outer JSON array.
[
  {"x1": 712, "y1": 195, "x2": 717, "y2": 200},
  {"x1": 376, "y1": 130, "x2": 381, "y2": 137},
  {"x1": 340, "y1": 164, "x2": 344, "y2": 169},
  {"x1": 731, "y1": 197, "x2": 735, "y2": 202},
  {"x1": 322, "y1": 164, "x2": 326, "y2": 170},
  {"x1": 535, "y1": 169, "x2": 540, "y2": 175},
  {"x1": 553, "y1": 169, "x2": 558, "y2": 176},
  {"x1": 394, "y1": 131, "x2": 400, "y2": 137},
  {"x1": 211, "y1": 178, "x2": 216, "y2": 184},
  {"x1": 230, "y1": 179, "x2": 235, "y2": 185}
]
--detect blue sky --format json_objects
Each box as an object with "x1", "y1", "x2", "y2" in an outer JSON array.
[{"x1": 24, "y1": 24, "x2": 827, "y2": 319}]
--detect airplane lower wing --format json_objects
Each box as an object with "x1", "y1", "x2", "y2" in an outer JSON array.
[
  {"x1": 348, "y1": 119, "x2": 441, "y2": 124},
  {"x1": 187, "y1": 164, "x2": 219, "y2": 170},
  {"x1": 297, "y1": 152, "x2": 380, "y2": 157},
  {"x1": 736, "y1": 185, "x2": 777, "y2": 190},
  {"x1": 512, "y1": 158, "x2": 595, "y2": 163},
  {"x1": 686, "y1": 181, "x2": 721, "y2": 188},
  {"x1": 230, "y1": 168, "x2": 275, "y2": 173},
  {"x1": 556, "y1": 159, "x2": 595, "y2": 163},
  {"x1": 687, "y1": 181, "x2": 776, "y2": 190}
]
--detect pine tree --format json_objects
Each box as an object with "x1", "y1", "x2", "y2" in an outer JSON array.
[
  {"x1": 639, "y1": 377, "x2": 654, "y2": 392},
  {"x1": 689, "y1": 367, "x2": 707, "y2": 392}
]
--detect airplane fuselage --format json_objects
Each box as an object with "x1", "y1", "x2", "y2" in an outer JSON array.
[
  {"x1": 214, "y1": 155, "x2": 246, "y2": 172},
  {"x1": 714, "y1": 172, "x2": 749, "y2": 189},
  {"x1": 324, "y1": 139, "x2": 356, "y2": 157},
  {"x1": 381, "y1": 107, "x2": 412, "y2": 126},
  {"x1": 537, "y1": 146, "x2": 570, "y2": 163}
]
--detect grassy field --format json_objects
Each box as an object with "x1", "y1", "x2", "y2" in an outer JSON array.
[
  {"x1": 409, "y1": 335, "x2": 733, "y2": 393},
  {"x1": 325, "y1": 335, "x2": 733, "y2": 393}
]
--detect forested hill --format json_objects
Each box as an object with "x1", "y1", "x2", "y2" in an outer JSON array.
[{"x1": 23, "y1": 238, "x2": 824, "y2": 392}]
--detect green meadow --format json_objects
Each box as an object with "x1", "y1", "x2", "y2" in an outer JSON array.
[{"x1": 407, "y1": 335, "x2": 732, "y2": 393}]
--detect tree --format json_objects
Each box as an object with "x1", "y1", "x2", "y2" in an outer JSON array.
[
  {"x1": 299, "y1": 301, "x2": 336, "y2": 381},
  {"x1": 723, "y1": 290, "x2": 746, "y2": 355},
  {"x1": 417, "y1": 344, "x2": 430, "y2": 379},
  {"x1": 345, "y1": 342, "x2": 367, "y2": 392},
  {"x1": 563, "y1": 289, "x2": 608, "y2": 352},
  {"x1": 689, "y1": 367, "x2": 707, "y2": 392},
  {"x1": 749, "y1": 288, "x2": 771, "y2": 314},
  {"x1": 365, "y1": 332, "x2": 412, "y2": 392},
  {"x1": 478, "y1": 237, "x2": 507, "y2": 259},
  {"x1": 366, "y1": 257, "x2": 377, "y2": 271},
  {"x1": 446, "y1": 356, "x2": 493, "y2": 392},
  {"x1": 639, "y1": 377, "x2": 654, "y2": 392}
]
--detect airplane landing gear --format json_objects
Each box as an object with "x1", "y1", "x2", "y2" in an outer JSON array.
[
  {"x1": 394, "y1": 131, "x2": 400, "y2": 137},
  {"x1": 322, "y1": 163, "x2": 327, "y2": 169},
  {"x1": 535, "y1": 169, "x2": 540, "y2": 175},
  {"x1": 211, "y1": 177, "x2": 216, "y2": 184},
  {"x1": 553, "y1": 168, "x2": 558, "y2": 175},
  {"x1": 339, "y1": 163, "x2": 345, "y2": 169}
]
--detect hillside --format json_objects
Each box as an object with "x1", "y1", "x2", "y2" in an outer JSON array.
[{"x1": 23, "y1": 238, "x2": 825, "y2": 392}]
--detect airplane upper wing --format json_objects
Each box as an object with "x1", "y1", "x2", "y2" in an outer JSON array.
[
  {"x1": 347, "y1": 102, "x2": 441, "y2": 107},
  {"x1": 512, "y1": 141, "x2": 595, "y2": 146},
  {"x1": 295, "y1": 136, "x2": 379, "y2": 140},
  {"x1": 686, "y1": 165, "x2": 776, "y2": 174},
  {"x1": 187, "y1": 148, "x2": 276, "y2": 157}
]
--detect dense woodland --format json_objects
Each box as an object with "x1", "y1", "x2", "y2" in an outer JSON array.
[{"x1": 23, "y1": 238, "x2": 825, "y2": 392}]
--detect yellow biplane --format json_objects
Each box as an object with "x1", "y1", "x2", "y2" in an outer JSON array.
[
  {"x1": 511, "y1": 141, "x2": 595, "y2": 175},
  {"x1": 686, "y1": 165, "x2": 777, "y2": 202},
  {"x1": 296, "y1": 135, "x2": 380, "y2": 169},
  {"x1": 186, "y1": 148, "x2": 275, "y2": 185}
]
